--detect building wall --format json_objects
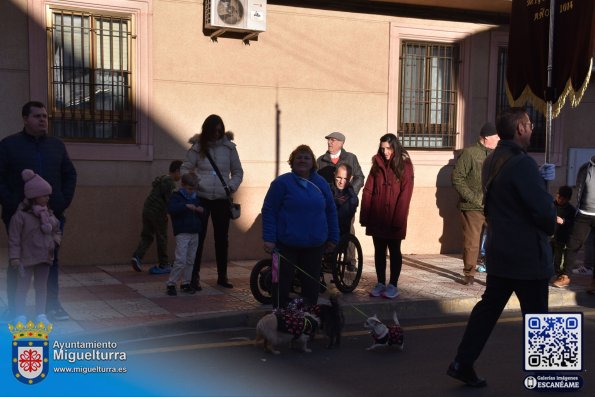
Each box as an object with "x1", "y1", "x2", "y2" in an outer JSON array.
[{"x1": 3, "y1": 0, "x2": 584, "y2": 266}]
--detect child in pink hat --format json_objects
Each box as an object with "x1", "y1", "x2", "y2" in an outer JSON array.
[{"x1": 8, "y1": 169, "x2": 62, "y2": 325}]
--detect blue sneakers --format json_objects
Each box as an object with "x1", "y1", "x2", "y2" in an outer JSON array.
[
  {"x1": 382, "y1": 284, "x2": 400, "y2": 299},
  {"x1": 370, "y1": 283, "x2": 386, "y2": 297},
  {"x1": 149, "y1": 265, "x2": 171, "y2": 274}
]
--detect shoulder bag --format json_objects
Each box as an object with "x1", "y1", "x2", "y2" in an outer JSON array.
[{"x1": 205, "y1": 152, "x2": 241, "y2": 220}]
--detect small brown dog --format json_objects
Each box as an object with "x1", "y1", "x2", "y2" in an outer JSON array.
[{"x1": 255, "y1": 311, "x2": 319, "y2": 355}]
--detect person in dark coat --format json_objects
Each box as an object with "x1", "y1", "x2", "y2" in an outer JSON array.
[
  {"x1": 360, "y1": 133, "x2": 414, "y2": 300},
  {"x1": 0, "y1": 101, "x2": 77, "y2": 322},
  {"x1": 447, "y1": 107, "x2": 556, "y2": 388},
  {"x1": 131, "y1": 160, "x2": 182, "y2": 274},
  {"x1": 262, "y1": 145, "x2": 340, "y2": 308},
  {"x1": 331, "y1": 163, "x2": 359, "y2": 236},
  {"x1": 552, "y1": 156, "x2": 595, "y2": 291},
  {"x1": 551, "y1": 185, "x2": 576, "y2": 278},
  {"x1": 317, "y1": 132, "x2": 365, "y2": 195}
]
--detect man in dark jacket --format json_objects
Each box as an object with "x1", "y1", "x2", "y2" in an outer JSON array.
[
  {"x1": 317, "y1": 132, "x2": 365, "y2": 195},
  {"x1": 0, "y1": 101, "x2": 77, "y2": 322},
  {"x1": 552, "y1": 156, "x2": 595, "y2": 292},
  {"x1": 447, "y1": 107, "x2": 556, "y2": 387},
  {"x1": 452, "y1": 122, "x2": 499, "y2": 285}
]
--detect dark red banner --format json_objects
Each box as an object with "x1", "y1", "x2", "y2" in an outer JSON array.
[{"x1": 506, "y1": 0, "x2": 595, "y2": 118}]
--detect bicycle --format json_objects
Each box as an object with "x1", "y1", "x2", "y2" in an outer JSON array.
[{"x1": 249, "y1": 233, "x2": 363, "y2": 304}]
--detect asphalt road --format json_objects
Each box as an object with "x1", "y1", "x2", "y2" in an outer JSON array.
[{"x1": 113, "y1": 306, "x2": 595, "y2": 397}]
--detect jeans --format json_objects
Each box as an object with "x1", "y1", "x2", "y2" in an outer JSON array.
[
  {"x1": 563, "y1": 213, "x2": 595, "y2": 279},
  {"x1": 168, "y1": 233, "x2": 199, "y2": 286}
]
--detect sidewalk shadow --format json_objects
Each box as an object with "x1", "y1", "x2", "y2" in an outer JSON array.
[{"x1": 404, "y1": 256, "x2": 485, "y2": 286}]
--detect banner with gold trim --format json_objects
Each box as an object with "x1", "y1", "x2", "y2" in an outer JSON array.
[{"x1": 506, "y1": 0, "x2": 595, "y2": 118}]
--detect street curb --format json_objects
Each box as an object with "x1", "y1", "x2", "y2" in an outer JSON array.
[{"x1": 66, "y1": 288, "x2": 590, "y2": 342}]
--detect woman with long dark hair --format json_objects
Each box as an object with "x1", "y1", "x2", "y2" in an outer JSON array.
[
  {"x1": 182, "y1": 114, "x2": 243, "y2": 290},
  {"x1": 360, "y1": 133, "x2": 414, "y2": 299}
]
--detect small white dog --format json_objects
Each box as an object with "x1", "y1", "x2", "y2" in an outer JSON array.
[
  {"x1": 255, "y1": 311, "x2": 319, "y2": 355},
  {"x1": 364, "y1": 312, "x2": 404, "y2": 351}
]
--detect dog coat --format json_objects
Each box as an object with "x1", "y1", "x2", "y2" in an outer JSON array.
[
  {"x1": 372, "y1": 324, "x2": 404, "y2": 346},
  {"x1": 276, "y1": 312, "x2": 317, "y2": 337}
]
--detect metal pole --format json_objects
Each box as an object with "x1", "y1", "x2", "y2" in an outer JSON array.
[
  {"x1": 545, "y1": 0, "x2": 556, "y2": 164},
  {"x1": 275, "y1": 101, "x2": 281, "y2": 178}
]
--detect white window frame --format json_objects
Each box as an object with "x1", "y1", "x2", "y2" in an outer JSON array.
[
  {"x1": 389, "y1": 22, "x2": 472, "y2": 165},
  {"x1": 28, "y1": 0, "x2": 153, "y2": 161}
]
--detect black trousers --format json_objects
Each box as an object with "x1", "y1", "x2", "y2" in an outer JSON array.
[
  {"x1": 191, "y1": 198, "x2": 231, "y2": 285},
  {"x1": 272, "y1": 243, "x2": 325, "y2": 309},
  {"x1": 563, "y1": 213, "x2": 595, "y2": 279},
  {"x1": 454, "y1": 275, "x2": 549, "y2": 366},
  {"x1": 372, "y1": 237, "x2": 403, "y2": 286}
]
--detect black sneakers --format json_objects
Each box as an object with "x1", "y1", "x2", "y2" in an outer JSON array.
[
  {"x1": 217, "y1": 278, "x2": 233, "y2": 289},
  {"x1": 447, "y1": 361, "x2": 487, "y2": 388},
  {"x1": 166, "y1": 285, "x2": 177, "y2": 296},
  {"x1": 48, "y1": 307, "x2": 70, "y2": 321},
  {"x1": 131, "y1": 257, "x2": 142, "y2": 272},
  {"x1": 180, "y1": 284, "x2": 197, "y2": 294}
]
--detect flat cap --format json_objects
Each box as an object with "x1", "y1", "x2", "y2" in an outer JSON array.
[{"x1": 325, "y1": 132, "x2": 345, "y2": 141}]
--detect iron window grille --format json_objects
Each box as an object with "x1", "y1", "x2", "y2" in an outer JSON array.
[
  {"x1": 48, "y1": 10, "x2": 135, "y2": 142},
  {"x1": 398, "y1": 41, "x2": 459, "y2": 150},
  {"x1": 496, "y1": 47, "x2": 545, "y2": 152}
]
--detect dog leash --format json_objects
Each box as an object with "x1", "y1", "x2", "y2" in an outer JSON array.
[{"x1": 273, "y1": 250, "x2": 370, "y2": 320}]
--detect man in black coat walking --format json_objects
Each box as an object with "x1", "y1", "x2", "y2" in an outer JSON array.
[{"x1": 447, "y1": 107, "x2": 556, "y2": 387}]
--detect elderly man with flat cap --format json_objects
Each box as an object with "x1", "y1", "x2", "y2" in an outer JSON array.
[
  {"x1": 452, "y1": 122, "x2": 500, "y2": 285},
  {"x1": 317, "y1": 132, "x2": 364, "y2": 195}
]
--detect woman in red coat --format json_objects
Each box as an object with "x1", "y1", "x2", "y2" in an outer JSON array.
[{"x1": 360, "y1": 133, "x2": 414, "y2": 299}]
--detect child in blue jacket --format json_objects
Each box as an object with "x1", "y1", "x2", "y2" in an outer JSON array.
[{"x1": 166, "y1": 173, "x2": 203, "y2": 296}]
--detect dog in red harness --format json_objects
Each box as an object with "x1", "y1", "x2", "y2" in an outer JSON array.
[
  {"x1": 364, "y1": 312, "x2": 404, "y2": 351},
  {"x1": 255, "y1": 299, "x2": 320, "y2": 355}
]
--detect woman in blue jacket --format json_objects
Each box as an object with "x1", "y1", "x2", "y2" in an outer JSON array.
[{"x1": 262, "y1": 145, "x2": 339, "y2": 308}]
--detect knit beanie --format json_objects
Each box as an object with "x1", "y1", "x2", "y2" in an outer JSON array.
[{"x1": 22, "y1": 169, "x2": 52, "y2": 199}]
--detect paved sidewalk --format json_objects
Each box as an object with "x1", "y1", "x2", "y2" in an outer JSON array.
[{"x1": 1, "y1": 255, "x2": 593, "y2": 337}]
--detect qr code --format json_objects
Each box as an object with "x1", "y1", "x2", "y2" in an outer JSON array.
[{"x1": 524, "y1": 313, "x2": 582, "y2": 371}]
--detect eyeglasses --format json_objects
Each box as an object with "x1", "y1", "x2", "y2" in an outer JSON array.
[{"x1": 523, "y1": 121, "x2": 534, "y2": 130}]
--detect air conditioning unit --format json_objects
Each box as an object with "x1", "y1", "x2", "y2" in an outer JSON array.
[{"x1": 205, "y1": 0, "x2": 266, "y2": 33}]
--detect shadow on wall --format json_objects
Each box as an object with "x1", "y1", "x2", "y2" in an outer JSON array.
[
  {"x1": 0, "y1": 1, "x2": 282, "y2": 266},
  {"x1": 435, "y1": 160, "x2": 462, "y2": 254}
]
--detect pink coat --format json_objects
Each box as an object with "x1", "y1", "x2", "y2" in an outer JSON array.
[
  {"x1": 8, "y1": 202, "x2": 61, "y2": 267},
  {"x1": 360, "y1": 154, "x2": 414, "y2": 240}
]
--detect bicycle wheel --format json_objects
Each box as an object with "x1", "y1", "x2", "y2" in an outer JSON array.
[
  {"x1": 332, "y1": 234, "x2": 363, "y2": 293},
  {"x1": 249, "y1": 259, "x2": 273, "y2": 304}
]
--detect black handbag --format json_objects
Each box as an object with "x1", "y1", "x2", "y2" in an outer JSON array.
[{"x1": 205, "y1": 152, "x2": 241, "y2": 220}]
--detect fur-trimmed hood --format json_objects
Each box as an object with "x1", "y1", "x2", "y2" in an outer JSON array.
[{"x1": 187, "y1": 131, "x2": 235, "y2": 145}]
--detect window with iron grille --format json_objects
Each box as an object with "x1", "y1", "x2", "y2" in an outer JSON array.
[
  {"x1": 496, "y1": 47, "x2": 545, "y2": 152},
  {"x1": 399, "y1": 41, "x2": 458, "y2": 149},
  {"x1": 48, "y1": 10, "x2": 135, "y2": 142}
]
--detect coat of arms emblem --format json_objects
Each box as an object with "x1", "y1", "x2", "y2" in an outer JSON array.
[{"x1": 8, "y1": 319, "x2": 53, "y2": 385}]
